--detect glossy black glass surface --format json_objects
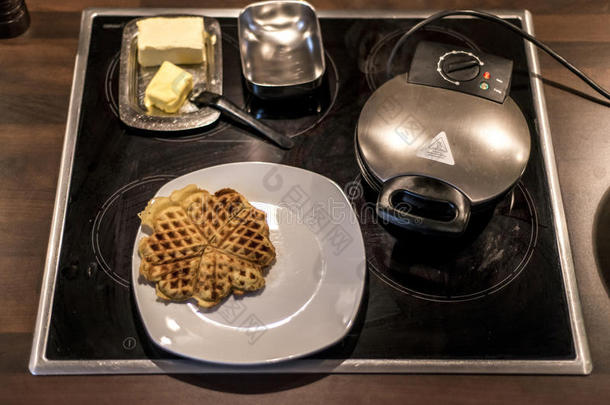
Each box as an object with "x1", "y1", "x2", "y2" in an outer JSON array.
[{"x1": 46, "y1": 16, "x2": 575, "y2": 362}]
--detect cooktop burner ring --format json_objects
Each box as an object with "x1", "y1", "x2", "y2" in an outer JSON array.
[
  {"x1": 104, "y1": 37, "x2": 235, "y2": 142},
  {"x1": 286, "y1": 49, "x2": 340, "y2": 138},
  {"x1": 105, "y1": 51, "x2": 120, "y2": 118},
  {"x1": 348, "y1": 174, "x2": 539, "y2": 302},
  {"x1": 150, "y1": 123, "x2": 232, "y2": 142},
  {"x1": 105, "y1": 34, "x2": 339, "y2": 143},
  {"x1": 240, "y1": 48, "x2": 340, "y2": 140},
  {"x1": 364, "y1": 26, "x2": 481, "y2": 91},
  {"x1": 91, "y1": 175, "x2": 176, "y2": 288}
]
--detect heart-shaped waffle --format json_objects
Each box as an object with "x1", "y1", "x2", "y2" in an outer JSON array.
[{"x1": 138, "y1": 184, "x2": 276, "y2": 307}]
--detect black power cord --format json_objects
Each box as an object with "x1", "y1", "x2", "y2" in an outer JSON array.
[{"x1": 386, "y1": 9, "x2": 610, "y2": 101}]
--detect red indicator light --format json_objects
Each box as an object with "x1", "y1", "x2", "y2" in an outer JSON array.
[{"x1": 483, "y1": 71, "x2": 491, "y2": 80}]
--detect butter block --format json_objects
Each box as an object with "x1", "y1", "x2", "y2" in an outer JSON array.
[
  {"x1": 144, "y1": 61, "x2": 193, "y2": 113},
  {"x1": 137, "y1": 17, "x2": 204, "y2": 67}
]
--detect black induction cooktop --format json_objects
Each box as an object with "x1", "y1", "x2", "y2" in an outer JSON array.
[{"x1": 29, "y1": 9, "x2": 590, "y2": 374}]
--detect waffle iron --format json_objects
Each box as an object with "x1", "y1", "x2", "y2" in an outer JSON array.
[{"x1": 355, "y1": 41, "x2": 531, "y2": 235}]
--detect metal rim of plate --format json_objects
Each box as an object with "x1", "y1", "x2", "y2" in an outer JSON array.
[
  {"x1": 29, "y1": 8, "x2": 592, "y2": 375},
  {"x1": 118, "y1": 15, "x2": 222, "y2": 131}
]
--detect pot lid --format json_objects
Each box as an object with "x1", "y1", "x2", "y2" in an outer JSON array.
[{"x1": 356, "y1": 75, "x2": 531, "y2": 205}]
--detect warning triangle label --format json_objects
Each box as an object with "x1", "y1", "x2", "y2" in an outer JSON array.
[{"x1": 416, "y1": 131, "x2": 455, "y2": 166}]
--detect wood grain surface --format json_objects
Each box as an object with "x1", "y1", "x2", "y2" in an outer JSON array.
[{"x1": 1, "y1": 1, "x2": 609, "y2": 404}]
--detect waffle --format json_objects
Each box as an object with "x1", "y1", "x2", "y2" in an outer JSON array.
[
  {"x1": 138, "y1": 198, "x2": 207, "y2": 266},
  {"x1": 137, "y1": 184, "x2": 276, "y2": 308},
  {"x1": 216, "y1": 214, "x2": 276, "y2": 267},
  {"x1": 169, "y1": 184, "x2": 213, "y2": 237},
  {"x1": 193, "y1": 247, "x2": 266, "y2": 307},
  {"x1": 201, "y1": 188, "x2": 252, "y2": 243},
  {"x1": 155, "y1": 256, "x2": 201, "y2": 301}
]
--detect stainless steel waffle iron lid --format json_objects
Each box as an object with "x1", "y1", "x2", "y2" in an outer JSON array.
[
  {"x1": 356, "y1": 42, "x2": 532, "y2": 235},
  {"x1": 356, "y1": 42, "x2": 532, "y2": 207},
  {"x1": 357, "y1": 74, "x2": 531, "y2": 205}
]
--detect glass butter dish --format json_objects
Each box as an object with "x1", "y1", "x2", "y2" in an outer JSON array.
[{"x1": 118, "y1": 15, "x2": 223, "y2": 131}]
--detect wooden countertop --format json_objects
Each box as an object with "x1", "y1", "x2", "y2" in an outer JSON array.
[{"x1": 1, "y1": 1, "x2": 609, "y2": 403}]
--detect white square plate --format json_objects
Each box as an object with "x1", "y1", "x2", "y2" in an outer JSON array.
[{"x1": 131, "y1": 162, "x2": 366, "y2": 365}]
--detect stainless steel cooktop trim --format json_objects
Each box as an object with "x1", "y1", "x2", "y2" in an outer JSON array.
[
  {"x1": 29, "y1": 8, "x2": 591, "y2": 375},
  {"x1": 522, "y1": 10, "x2": 591, "y2": 375}
]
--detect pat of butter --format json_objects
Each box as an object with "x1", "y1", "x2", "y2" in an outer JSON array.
[
  {"x1": 137, "y1": 17, "x2": 205, "y2": 67},
  {"x1": 144, "y1": 61, "x2": 193, "y2": 113}
]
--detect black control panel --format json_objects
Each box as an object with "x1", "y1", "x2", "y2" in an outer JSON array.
[{"x1": 408, "y1": 41, "x2": 513, "y2": 103}]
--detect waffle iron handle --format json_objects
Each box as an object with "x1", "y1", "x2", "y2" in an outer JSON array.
[{"x1": 376, "y1": 175, "x2": 470, "y2": 235}]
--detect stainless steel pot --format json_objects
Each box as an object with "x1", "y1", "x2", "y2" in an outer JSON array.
[
  {"x1": 356, "y1": 74, "x2": 531, "y2": 235},
  {"x1": 238, "y1": 1, "x2": 326, "y2": 99}
]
